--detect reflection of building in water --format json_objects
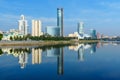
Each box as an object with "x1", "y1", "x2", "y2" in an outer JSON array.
[
  {"x1": 69, "y1": 44, "x2": 91, "y2": 51},
  {"x1": 1, "y1": 48, "x2": 30, "y2": 57},
  {"x1": 1, "y1": 48, "x2": 30, "y2": 68},
  {"x1": 19, "y1": 53, "x2": 28, "y2": 69},
  {"x1": 90, "y1": 43, "x2": 97, "y2": 54},
  {"x1": 46, "y1": 48, "x2": 64, "y2": 75},
  {"x1": 69, "y1": 43, "x2": 98, "y2": 61},
  {"x1": 78, "y1": 46, "x2": 84, "y2": 61},
  {"x1": 46, "y1": 48, "x2": 60, "y2": 57},
  {"x1": 32, "y1": 48, "x2": 42, "y2": 64},
  {"x1": 57, "y1": 48, "x2": 64, "y2": 75}
]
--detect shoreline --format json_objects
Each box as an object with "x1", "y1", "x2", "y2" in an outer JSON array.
[{"x1": 0, "y1": 40, "x2": 99, "y2": 47}]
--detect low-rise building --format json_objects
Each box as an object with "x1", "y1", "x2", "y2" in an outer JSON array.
[{"x1": 2, "y1": 29, "x2": 24, "y2": 41}]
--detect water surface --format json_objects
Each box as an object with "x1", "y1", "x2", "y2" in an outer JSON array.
[{"x1": 0, "y1": 42, "x2": 120, "y2": 80}]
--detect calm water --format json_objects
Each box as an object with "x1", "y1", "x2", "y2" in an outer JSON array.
[{"x1": 0, "y1": 42, "x2": 120, "y2": 80}]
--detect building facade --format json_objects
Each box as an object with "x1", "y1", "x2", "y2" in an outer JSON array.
[
  {"x1": 90, "y1": 29, "x2": 97, "y2": 39},
  {"x1": 32, "y1": 20, "x2": 43, "y2": 36},
  {"x1": 46, "y1": 26, "x2": 60, "y2": 36},
  {"x1": 18, "y1": 15, "x2": 28, "y2": 35},
  {"x1": 2, "y1": 29, "x2": 23, "y2": 41},
  {"x1": 78, "y1": 22, "x2": 84, "y2": 34},
  {"x1": 57, "y1": 8, "x2": 64, "y2": 37}
]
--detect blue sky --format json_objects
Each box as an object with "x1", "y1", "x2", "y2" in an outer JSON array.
[{"x1": 0, "y1": 0, "x2": 120, "y2": 36}]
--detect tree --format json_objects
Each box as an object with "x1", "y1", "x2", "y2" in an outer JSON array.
[
  {"x1": 0, "y1": 49, "x2": 3, "y2": 55},
  {"x1": 0, "y1": 34, "x2": 3, "y2": 40},
  {"x1": 10, "y1": 36, "x2": 13, "y2": 41}
]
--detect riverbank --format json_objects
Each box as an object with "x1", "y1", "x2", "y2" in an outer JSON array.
[{"x1": 0, "y1": 40, "x2": 99, "y2": 46}]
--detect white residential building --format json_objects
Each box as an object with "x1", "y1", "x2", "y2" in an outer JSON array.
[
  {"x1": 32, "y1": 20, "x2": 43, "y2": 36},
  {"x1": 18, "y1": 15, "x2": 28, "y2": 35}
]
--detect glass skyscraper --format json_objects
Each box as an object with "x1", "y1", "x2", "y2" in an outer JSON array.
[
  {"x1": 90, "y1": 29, "x2": 97, "y2": 39},
  {"x1": 57, "y1": 8, "x2": 63, "y2": 37},
  {"x1": 78, "y1": 22, "x2": 84, "y2": 34}
]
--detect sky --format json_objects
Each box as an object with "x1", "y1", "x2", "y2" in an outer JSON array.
[{"x1": 0, "y1": 0, "x2": 120, "y2": 36}]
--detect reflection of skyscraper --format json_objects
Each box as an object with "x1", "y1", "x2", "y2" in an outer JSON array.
[
  {"x1": 18, "y1": 15, "x2": 28, "y2": 35},
  {"x1": 57, "y1": 48, "x2": 64, "y2": 75},
  {"x1": 57, "y1": 8, "x2": 64, "y2": 37},
  {"x1": 78, "y1": 46, "x2": 84, "y2": 61},
  {"x1": 19, "y1": 53, "x2": 28, "y2": 69},
  {"x1": 90, "y1": 43, "x2": 97, "y2": 54},
  {"x1": 32, "y1": 48, "x2": 42, "y2": 64},
  {"x1": 46, "y1": 48, "x2": 60, "y2": 57},
  {"x1": 46, "y1": 47, "x2": 64, "y2": 75}
]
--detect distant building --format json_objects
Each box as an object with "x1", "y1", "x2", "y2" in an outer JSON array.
[
  {"x1": 2, "y1": 29, "x2": 23, "y2": 41},
  {"x1": 68, "y1": 22, "x2": 90, "y2": 39},
  {"x1": 97, "y1": 32, "x2": 101, "y2": 39},
  {"x1": 18, "y1": 15, "x2": 28, "y2": 35},
  {"x1": 78, "y1": 22, "x2": 84, "y2": 34},
  {"x1": 68, "y1": 32, "x2": 90, "y2": 39},
  {"x1": 68, "y1": 32, "x2": 78, "y2": 38},
  {"x1": 32, "y1": 20, "x2": 43, "y2": 36},
  {"x1": 57, "y1": 8, "x2": 64, "y2": 37},
  {"x1": 90, "y1": 29, "x2": 97, "y2": 39},
  {"x1": 46, "y1": 26, "x2": 60, "y2": 36}
]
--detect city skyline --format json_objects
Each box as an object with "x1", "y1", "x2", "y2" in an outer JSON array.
[{"x1": 0, "y1": 0, "x2": 120, "y2": 36}]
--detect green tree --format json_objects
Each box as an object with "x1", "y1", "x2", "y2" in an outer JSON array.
[
  {"x1": 0, "y1": 49, "x2": 3, "y2": 55},
  {"x1": 0, "y1": 34, "x2": 3, "y2": 40},
  {"x1": 10, "y1": 36, "x2": 13, "y2": 41}
]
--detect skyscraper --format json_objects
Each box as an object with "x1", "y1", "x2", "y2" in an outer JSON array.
[
  {"x1": 57, "y1": 8, "x2": 64, "y2": 37},
  {"x1": 78, "y1": 22, "x2": 84, "y2": 34},
  {"x1": 32, "y1": 20, "x2": 43, "y2": 36},
  {"x1": 90, "y1": 29, "x2": 97, "y2": 39},
  {"x1": 18, "y1": 15, "x2": 28, "y2": 35}
]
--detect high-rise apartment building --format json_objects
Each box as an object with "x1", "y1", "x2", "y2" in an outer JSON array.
[
  {"x1": 18, "y1": 15, "x2": 28, "y2": 35},
  {"x1": 57, "y1": 8, "x2": 64, "y2": 37},
  {"x1": 32, "y1": 20, "x2": 43, "y2": 36}
]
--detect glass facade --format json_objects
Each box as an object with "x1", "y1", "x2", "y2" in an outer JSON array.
[
  {"x1": 46, "y1": 26, "x2": 60, "y2": 36},
  {"x1": 78, "y1": 22, "x2": 84, "y2": 34},
  {"x1": 90, "y1": 29, "x2": 97, "y2": 39},
  {"x1": 57, "y1": 8, "x2": 63, "y2": 37}
]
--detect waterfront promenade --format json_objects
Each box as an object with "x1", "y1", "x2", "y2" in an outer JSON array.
[
  {"x1": 0, "y1": 40, "x2": 99, "y2": 47},
  {"x1": 0, "y1": 41, "x2": 74, "y2": 46}
]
